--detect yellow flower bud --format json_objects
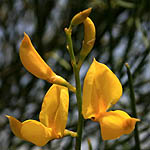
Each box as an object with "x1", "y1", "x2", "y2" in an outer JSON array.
[
  {"x1": 80, "y1": 17, "x2": 96, "y2": 57},
  {"x1": 78, "y1": 17, "x2": 95, "y2": 69},
  {"x1": 71, "y1": 8, "x2": 92, "y2": 26}
]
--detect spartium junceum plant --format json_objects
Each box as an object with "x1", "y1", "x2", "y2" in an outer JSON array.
[{"x1": 6, "y1": 8, "x2": 140, "y2": 149}]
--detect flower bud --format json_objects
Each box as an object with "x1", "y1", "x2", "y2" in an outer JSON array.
[
  {"x1": 71, "y1": 8, "x2": 92, "y2": 26},
  {"x1": 78, "y1": 17, "x2": 96, "y2": 69},
  {"x1": 80, "y1": 17, "x2": 95, "y2": 57}
]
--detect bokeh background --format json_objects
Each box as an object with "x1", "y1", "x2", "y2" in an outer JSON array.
[{"x1": 0, "y1": 0, "x2": 150, "y2": 150}]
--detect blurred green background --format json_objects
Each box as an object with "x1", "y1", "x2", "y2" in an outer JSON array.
[{"x1": 0, "y1": 0, "x2": 150, "y2": 149}]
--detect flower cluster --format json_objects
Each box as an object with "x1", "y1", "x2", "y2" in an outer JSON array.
[{"x1": 7, "y1": 8, "x2": 139, "y2": 147}]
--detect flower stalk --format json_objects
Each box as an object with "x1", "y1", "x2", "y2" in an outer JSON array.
[
  {"x1": 65, "y1": 26, "x2": 84, "y2": 150},
  {"x1": 74, "y1": 67, "x2": 84, "y2": 150},
  {"x1": 125, "y1": 63, "x2": 141, "y2": 150}
]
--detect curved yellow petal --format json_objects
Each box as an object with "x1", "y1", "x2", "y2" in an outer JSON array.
[
  {"x1": 19, "y1": 33, "x2": 56, "y2": 81},
  {"x1": 39, "y1": 84, "x2": 69, "y2": 137},
  {"x1": 21, "y1": 120, "x2": 53, "y2": 146},
  {"x1": 82, "y1": 59, "x2": 122, "y2": 120},
  {"x1": 6, "y1": 115, "x2": 24, "y2": 139},
  {"x1": 98, "y1": 110, "x2": 140, "y2": 140}
]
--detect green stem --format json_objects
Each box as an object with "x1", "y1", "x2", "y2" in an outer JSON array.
[
  {"x1": 64, "y1": 27, "x2": 76, "y2": 66},
  {"x1": 125, "y1": 63, "x2": 141, "y2": 150},
  {"x1": 74, "y1": 67, "x2": 84, "y2": 150},
  {"x1": 65, "y1": 27, "x2": 84, "y2": 150}
]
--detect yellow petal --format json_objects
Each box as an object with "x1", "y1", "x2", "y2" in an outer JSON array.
[
  {"x1": 6, "y1": 116, "x2": 54, "y2": 146},
  {"x1": 123, "y1": 118, "x2": 140, "y2": 134},
  {"x1": 21, "y1": 120, "x2": 53, "y2": 146},
  {"x1": 39, "y1": 84, "x2": 69, "y2": 137},
  {"x1": 6, "y1": 115, "x2": 24, "y2": 139},
  {"x1": 99, "y1": 110, "x2": 140, "y2": 140},
  {"x1": 82, "y1": 59, "x2": 122, "y2": 120},
  {"x1": 19, "y1": 33, "x2": 76, "y2": 92},
  {"x1": 19, "y1": 33, "x2": 56, "y2": 81},
  {"x1": 71, "y1": 8, "x2": 92, "y2": 26}
]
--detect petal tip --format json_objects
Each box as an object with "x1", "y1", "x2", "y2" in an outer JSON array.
[
  {"x1": 5, "y1": 115, "x2": 10, "y2": 119},
  {"x1": 21, "y1": 32, "x2": 30, "y2": 45},
  {"x1": 123, "y1": 117, "x2": 140, "y2": 134},
  {"x1": 93, "y1": 57, "x2": 96, "y2": 62},
  {"x1": 84, "y1": 7, "x2": 92, "y2": 15},
  {"x1": 23, "y1": 32, "x2": 27, "y2": 36}
]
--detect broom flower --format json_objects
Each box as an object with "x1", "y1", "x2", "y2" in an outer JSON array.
[
  {"x1": 20, "y1": 33, "x2": 75, "y2": 92},
  {"x1": 6, "y1": 84, "x2": 76, "y2": 146},
  {"x1": 82, "y1": 59, "x2": 140, "y2": 140}
]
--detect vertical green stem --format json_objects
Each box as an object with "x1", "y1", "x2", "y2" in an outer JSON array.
[
  {"x1": 125, "y1": 63, "x2": 140, "y2": 150},
  {"x1": 64, "y1": 27, "x2": 76, "y2": 65},
  {"x1": 65, "y1": 27, "x2": 84, "y2": 150},
  {"x1": 74, "y1": 67, "x2": 84, "y2": 150}
]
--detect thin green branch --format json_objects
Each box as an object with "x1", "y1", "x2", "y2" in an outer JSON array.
[
  {"x1": 64, "y1": 27, "x2": 76, "y2": 67},
  {"x1": 125, "y1": 63, "x2": 141, "y2": 150}
]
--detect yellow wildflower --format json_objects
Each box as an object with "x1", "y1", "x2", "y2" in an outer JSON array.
[
  {"x1": 20, "y1": 33, "x2": 75, "y2": 92},
  {"x1": 6, "y1": 84, "x2": 75, "y2": 146},
  {"x1": 82, "y1": 59, "x2": 140, "y2": 140}
]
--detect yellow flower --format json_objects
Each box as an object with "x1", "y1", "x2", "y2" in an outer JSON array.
[
  {"x1": 6, "y1": 84, "x2": 73, "y2": 146},
  {"x1": 20, "y1": 33, "x2": 75, "y2": 92},
  {"x1": 82, "y1": 59, "x2": 140, "y2": 140}
]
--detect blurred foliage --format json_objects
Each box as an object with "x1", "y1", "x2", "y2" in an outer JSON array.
[{"x1": 0, "y1": 0, "x2": 150, "y2": 150}]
